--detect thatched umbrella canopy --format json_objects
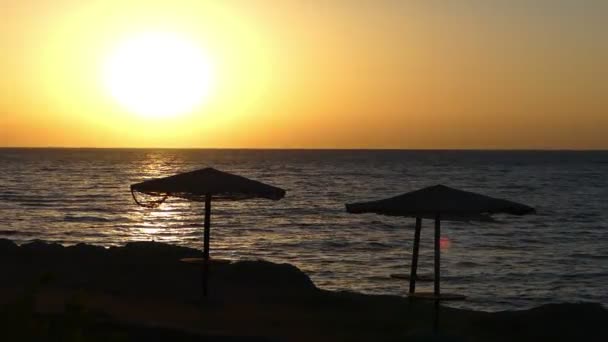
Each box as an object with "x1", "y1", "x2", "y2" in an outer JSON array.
[
  {"x1": 346, "y1": 184, "x2": 534, "y2": 300},
  {"x1": 131, "y1": 167, "x2": 286, "y2": 296},
  {"x1": 346, "y1": 184, "x2": 534, "y2": 218},
  {"x1": 131, "y1": 167, "x2": 286, "y2": 202}
]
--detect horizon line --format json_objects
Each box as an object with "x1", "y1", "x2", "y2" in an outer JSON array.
[{"x1": 1, "y1": 146, "x2": 607, "y2": 152}]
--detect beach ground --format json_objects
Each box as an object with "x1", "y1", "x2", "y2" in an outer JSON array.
[{"x1": 1, "y1": 239, "x2": 606, "y2": 341}]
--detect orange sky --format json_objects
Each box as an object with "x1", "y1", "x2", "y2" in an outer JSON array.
[{"x1": 1, "y1": 1, "x2": 607, "y2": 149}]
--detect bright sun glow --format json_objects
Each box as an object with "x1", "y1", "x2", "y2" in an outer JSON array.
[{"x1": 103, "y1": 32, "x2": 214, "y2": 118}]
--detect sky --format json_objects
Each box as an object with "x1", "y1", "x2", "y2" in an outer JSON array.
[{"x1": 1, "y1": 0, "x2": 607, "y2": 149}]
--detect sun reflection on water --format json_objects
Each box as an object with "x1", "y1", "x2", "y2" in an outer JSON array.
[{"x1": 126, "y1": 194, "x2": 204, "y2": 244}]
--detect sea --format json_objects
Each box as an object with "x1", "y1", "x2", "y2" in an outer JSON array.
[{"x1": 0, "y1": 148, "x2": 607, "y2": 312}]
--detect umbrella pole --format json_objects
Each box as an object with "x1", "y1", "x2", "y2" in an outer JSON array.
[
  {"x1": 202, "y1": 194, "x2": 211, "y2": 297},
  {"x1": 409, "y1": 217, "x2": 422, "y2": 294},
  {"x1": 433, "y1": 213, "x2": 441, "y2": 296},
  {"x1": 433, "y1": 213, "x2": 441, "y2": 333}
]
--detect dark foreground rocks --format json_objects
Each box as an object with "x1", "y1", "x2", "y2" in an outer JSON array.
[{"x1": 0, "y1": 239, "x2": 606, "y2": 341}]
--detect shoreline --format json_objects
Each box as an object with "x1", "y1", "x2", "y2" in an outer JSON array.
[{"x1": 1, "y1": 238, "x2": 607, "y2": 341}]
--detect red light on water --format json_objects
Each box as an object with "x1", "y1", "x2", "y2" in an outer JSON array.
[{"x1": 440, "y1": 237, "x2": 451, "y2": 249}]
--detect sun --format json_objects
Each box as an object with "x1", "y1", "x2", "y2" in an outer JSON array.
[{"x1": 102, "y1": 32, "x2": 214, "y2": 118}]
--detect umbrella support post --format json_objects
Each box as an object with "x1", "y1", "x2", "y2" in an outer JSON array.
[
  {"x1": 409, "y1": 217, "x2": 422, "y2": 294},
  {"x1": 202, "y1": 194, "x2": 211, "y2": 298},
  {"x1": 433, "y1": 298, "x2": 440, "y2": 333},
  {"x1": 201, "y1": 261, "x2": 209, "y2": 299},
  {"x1": 433, "y1": 213, "x2": 441, "y2": 333},
  {"x1": 434, "y1": 214, "x2": 441, "y2": 296}
]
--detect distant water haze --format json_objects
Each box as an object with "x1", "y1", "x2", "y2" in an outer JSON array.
[{"x1": 0, "y1": 149, "x2": 607, "y2": 311}]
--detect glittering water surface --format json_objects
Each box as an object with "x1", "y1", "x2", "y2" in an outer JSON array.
[{"x1": 1, "y1": 149, "x2": 607, "y2": 311}]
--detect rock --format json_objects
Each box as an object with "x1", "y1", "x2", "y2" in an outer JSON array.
[
  {"x1": 20, "y1": 240, "x2": 64, "y2": 254},
  {"x1": 220, "y1": 260, "x2": 317, "y2": 294},
  {"x1": 109, "y1": 241, "x2": 201, "y2": 263},
  {"x1": 65, "y1": 243, "x2": 106, "y2": 257},
  {"x1": 0, "y1": 238, "x2": 18, "y2": 254}
]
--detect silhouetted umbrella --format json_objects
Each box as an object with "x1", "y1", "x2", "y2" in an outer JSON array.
[
  {"x1": 346, "y1": 184, "x2": 535, "y2": 300},
  {"x1": 131, "y1": 167, "x2": 286, "y2": 296}
]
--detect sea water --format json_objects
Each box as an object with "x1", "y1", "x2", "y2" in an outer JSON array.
[{"x1": 1, "y1": 148, "x2": 607, "y2": 311}]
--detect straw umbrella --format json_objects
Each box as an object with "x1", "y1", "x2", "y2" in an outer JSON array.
[
  {"x1": 345, "y1": 184, "x2": 535, "y2": 300},
  {"x1": 130, "y1": 167, "x2": 286, "y2": 296}
]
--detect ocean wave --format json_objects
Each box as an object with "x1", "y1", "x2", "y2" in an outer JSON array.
[
  {"x1": 324, "y1": 241, "x2": 350, "y2": 248},
  {"x1": 495, "y1": 184, "x2": 537, "y2": 192},
  {"x1": 63, "y1": 214, "x2": 116, "y2": 223},
  {"x1": 568, "y1": 253, "x2": 608, "y2": 260},
  {"x1": 19, "y1": 201, "x2": 56, "y2": 207},
  {"x1": 558, "y1": 272, "x2": 608, "y2": 280},
  {"x1": 0, "y1": 229, "x2": 42, "y2": 237},
  {"x1": 367, "y1": 241, "x2": 392, "y2": 248},
  {"x1": 455, "y1": 261, "x2": 483, "y2": 268},
  {"x1": 67, "y1": 231, "x2": 110, "y2": 238}
]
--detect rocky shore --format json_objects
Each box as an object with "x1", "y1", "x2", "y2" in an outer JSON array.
[{"x1": 1, "y1": 239, "x2": 606, "y2": 341}]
